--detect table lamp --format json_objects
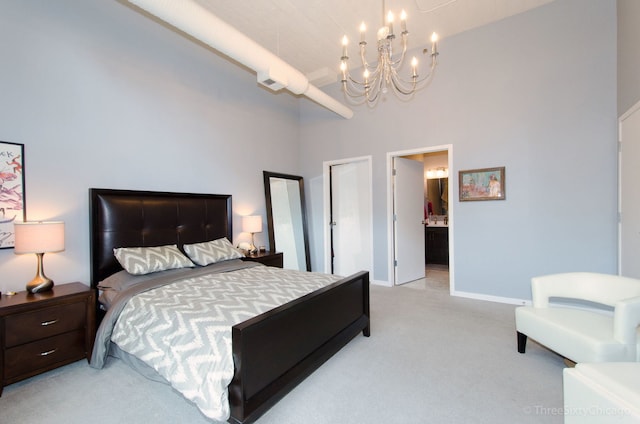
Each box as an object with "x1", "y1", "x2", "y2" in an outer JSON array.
[
  {"x1": 14, "y1": 221, "x2": 65, "y2": 293},
  {"x1": 242, "y1": 215, "x2": 262, "y2": 254}
]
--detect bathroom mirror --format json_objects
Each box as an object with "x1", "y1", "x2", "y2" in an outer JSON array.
[
  {"x1": 263, "y1": 171, "x2": 311, "y2": 271},
  {"x1": 427, "y1": 178, "x2": 448, "y2": 216}
]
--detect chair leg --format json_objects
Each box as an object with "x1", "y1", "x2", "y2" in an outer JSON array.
[{"x1": 517, "y1": 332, "x2": 527, "y2": 353}]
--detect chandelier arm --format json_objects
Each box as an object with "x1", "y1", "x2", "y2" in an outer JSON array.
[
  {"x1": 390, "y1": 74, "x2": 418, "y2": 96},
  {"x1": 347, "y1": 63, "x2": 383, "y2": 88},
  {"x1": 384, "y1": 65, "x2": 417, "y2": 95},
  {"x1": 343, "y1": 70, "x2": 376, "y2": 99},
  {"x1": 365, "y1": 84, "x2": 381, "y2": 103},
  {"x1": 359, "y1": 48, "x2": 383, "y2": 77},
  {"x1": 342, "y1": 71, "x2": 390, "y2": 106},
  {"x1": 407, "y1": 56, "x2": 438, "y2": 85},
  {"x1": 341, "y1": 87, "x2": 371, "y2": 106},
  {"x1": 390, "y1": 71, "x2": 434, "y2": 94},
  {"x1": 386, "y1": 34, "x2": 408, "y2": 68},
  {"x1": 358, "y1": 44, "x2": 368, "y2": 68},
  {"x1": 390, "y1": 53, "x2": 437, "y2": 88},
  {"x1": 342, "y1": 75, "x2": 372, "y2": 98},
  {"x1": 359, "y1": 44, "x2": 373, "y2": 70},
  {"x1": 341, "y1": 79, "x2": 381, "y2": 105}
]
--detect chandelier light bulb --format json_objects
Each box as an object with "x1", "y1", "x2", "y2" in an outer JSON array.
[
  {"x1": 340, "y1": 60, "x2": 347, "y2": 81},
  {"x1": 342, "y1": 35, "x2": 348, "y2": 58},
  {"x1": 400, "y1": 10, "x2": 407, "y2": 33},
  {"x1": 431, "y1": 32, "x2": 438, "y2": 55}
]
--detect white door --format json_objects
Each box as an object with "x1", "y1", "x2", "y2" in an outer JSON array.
[
  {"x1": 330, "y1": 160, "x2": 372, "y2": 276},
  {"x1": 619, "y1": 101, "x2": 640, "y2": 278},
  {"x1": 394, "y1": 157, "x2": 426, "y2": 284}
]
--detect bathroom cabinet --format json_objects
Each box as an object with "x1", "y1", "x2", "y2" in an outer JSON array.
[{"x1": 425, "y1": 226, "x2": 449, "y2": 265}]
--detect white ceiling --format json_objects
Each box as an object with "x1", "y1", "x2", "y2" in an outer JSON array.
[{"x1": 194, "y1": 0, "x2": 554, "y2": 86}]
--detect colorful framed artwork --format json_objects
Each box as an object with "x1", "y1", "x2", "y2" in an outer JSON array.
[
  {"x1": 459, "y1": 166, "x2": 505, "y2": 201},
  {"x1": 0, "y1": 141, "x2": 25, "y2": 248}
]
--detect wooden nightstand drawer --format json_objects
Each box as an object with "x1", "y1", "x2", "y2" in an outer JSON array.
[
  {"x1": 4, "y1": 302, "x2": 86, "y2": 347},
  {"x1": 4, "y1": 330, "x2": 85, "y2": 381}
]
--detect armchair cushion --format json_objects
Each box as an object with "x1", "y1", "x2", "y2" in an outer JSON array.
[{"x1": 516, "y1": 307, "x2": 634, "y2": 363}]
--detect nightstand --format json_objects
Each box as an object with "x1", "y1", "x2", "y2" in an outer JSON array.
[
  {"x1": 242, "y1": 251, "x2": 283, "y2": 268},
  {"x1": 0, "y1": 282, "x2": 96, "y2": 396}
]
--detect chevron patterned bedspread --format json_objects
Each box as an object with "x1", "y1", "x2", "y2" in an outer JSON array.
[{"x1": 107, "y1": 265, "x2": 340, "y2": 421}]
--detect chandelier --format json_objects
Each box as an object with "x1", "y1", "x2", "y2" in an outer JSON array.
[{"x1": 339, "y1": 2, "x2": 439, "y2": 105}]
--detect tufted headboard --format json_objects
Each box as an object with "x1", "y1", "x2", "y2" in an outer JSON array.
[{"x1": 89, "y1": 188, "x2": 232, "y2": 288}]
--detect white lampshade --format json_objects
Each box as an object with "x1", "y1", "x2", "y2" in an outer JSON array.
[
  {"x1": 242, "y1": 215, "x2": 262, "y2": 234},
  {"x1": 14, "y1": 221, "x2": 65, "y2": 254}
]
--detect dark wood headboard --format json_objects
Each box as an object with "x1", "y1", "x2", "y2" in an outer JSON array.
[{"x1": 89, "y1": 188, "x2": 232, "y2": 288}]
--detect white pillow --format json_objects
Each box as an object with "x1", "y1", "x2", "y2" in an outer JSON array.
[
  {"x1": 113, "y1": 244, "x2": 194, "y2": 275},
  {"x1": 183, "y1": 237, "x2": 244, "y2": 266}
]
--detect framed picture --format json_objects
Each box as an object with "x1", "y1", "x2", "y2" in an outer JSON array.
[
  {"x1": 0, "y1": 141, "x2": 25, "y2": 248},
  {"x1": 459, "y1": 166, "x2": 505, "y2": 201}
]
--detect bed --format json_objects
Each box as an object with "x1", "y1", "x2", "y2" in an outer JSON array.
[{"x1": 88, "y1": 188, "x2": 370, "y2": 423}]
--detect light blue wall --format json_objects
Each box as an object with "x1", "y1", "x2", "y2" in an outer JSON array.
[
  {"x1": 299, "y1": 0, "x2": 618, "y2": 301},
  {"x1": 0, "y1": 0, "x2": 619, "y2": 302},
  {"x1": 0, "y1": 0, "x2": 301, "y2": 293},
  {"x1": 618, "y1": 0, "x2": 640, "y2": 114}
]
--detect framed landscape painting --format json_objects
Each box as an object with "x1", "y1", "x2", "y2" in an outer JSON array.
[
  {"x1": 459, "y1": 166, "x2": 505, "y2": 201},
  {"x1": 0, "y1": 141, "x2": 25, "y2": 248}
]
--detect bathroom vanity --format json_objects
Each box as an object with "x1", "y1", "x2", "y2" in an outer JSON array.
[{"x1": 425, "y1": 223, "x2": 449, "y2": 265}]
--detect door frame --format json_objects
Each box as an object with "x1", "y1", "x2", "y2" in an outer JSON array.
[
  {"x1": 386, "y1": 145, "x2": 454, "y2": 291},
  {"x1": 323, "y1": 155, "x2": 374, "y2": 275},
  {"x1": 618, "y1": 99, "x2": 640, "y2": 275}
]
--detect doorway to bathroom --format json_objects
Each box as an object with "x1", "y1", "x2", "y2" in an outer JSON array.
[{"x1": 387, "y1": 145, "x2": 453, "y2": 292}]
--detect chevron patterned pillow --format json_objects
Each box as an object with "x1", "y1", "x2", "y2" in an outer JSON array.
[
  {"x1": 114, "y1": 244, "x2": 195, "y2": 275},
  {"x1": 183, "y1": 237, "x2": 244, "y2": 266}
]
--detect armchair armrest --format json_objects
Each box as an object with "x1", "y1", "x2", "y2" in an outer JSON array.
[
  {"x1": 531, "y1": 273, "x2": 597, "y2": 308},
  {"x1": 532, "y1": 272, "x2": 640, "y2": 308},
  {"x1": 614, "y1": 296, "x2": 640, "y2": 349}
]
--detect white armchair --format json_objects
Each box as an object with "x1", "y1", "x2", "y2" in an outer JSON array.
[{"x1": 515, "y1": 272, "x2": 640, "y2": 363}]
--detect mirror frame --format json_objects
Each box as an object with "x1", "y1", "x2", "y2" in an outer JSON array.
[{"x1": 263, "y1": 171, "x2": 312, "y2": 271}]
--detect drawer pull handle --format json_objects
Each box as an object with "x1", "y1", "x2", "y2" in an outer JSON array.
[
  {"x1": 40, "y1": 319, "x2": 59, "y2": 326},
  {"x1": 39, "y1": 349, "x2": 57, "y2": 357}
]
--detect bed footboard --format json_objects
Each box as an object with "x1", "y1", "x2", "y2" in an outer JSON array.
[{"x1": 228, "y1": 271, "x2": 370, "y2": 424}]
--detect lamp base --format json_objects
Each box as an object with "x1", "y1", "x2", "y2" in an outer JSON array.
[
  {"x1": 249, "y1": 233, "x2": 258, "y2": 254},
  {"x1": 26, "y1": 276, "x2": 54, "y2": 293},
  {"x1": 26, "y1": 252, "x2": 55, "y2": 293}
]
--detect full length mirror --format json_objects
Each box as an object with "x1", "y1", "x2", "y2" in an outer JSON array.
[{"x1": 263, "y1": 171, "x2": 311, "y2": 271}]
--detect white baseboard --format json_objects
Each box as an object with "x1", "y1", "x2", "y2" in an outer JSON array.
[
  {"x1": 370, "y1": 279, "x2": 532, "y2": 304},
  {"x1": 451, "y1": 289, "x2": 531, "y2": 306}
]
